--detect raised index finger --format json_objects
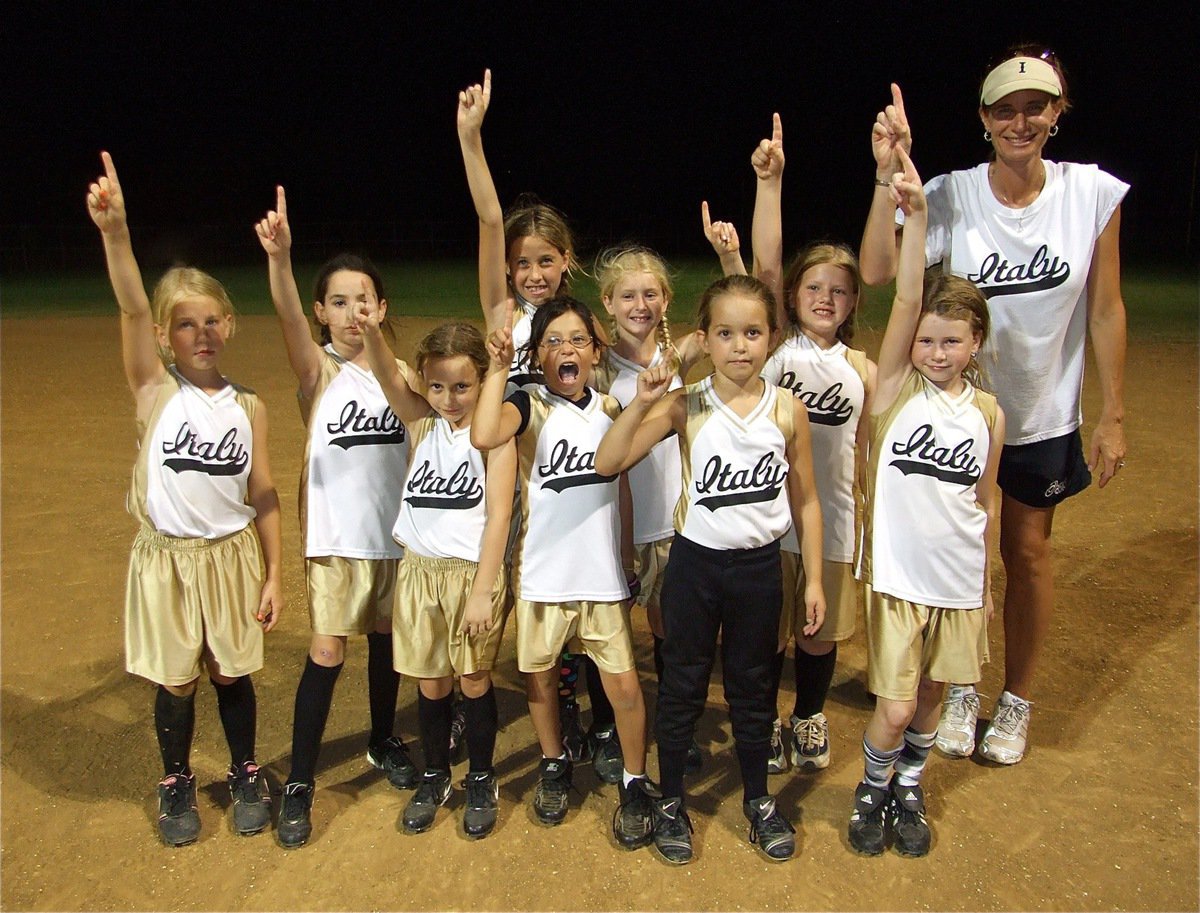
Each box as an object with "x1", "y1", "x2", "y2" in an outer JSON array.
[
  {"x1": 276, "y1": 185, "x2": 287, "y2": 217},
  {"x1": 772, "y1": 112, "x2": 783, "y2": 145},
  {"x1": 701, "y1": 200, "x2": 712, "y2": 233},
  {"x1": 482, "y1": 68, "x2": 492, "y2": 103},
  {"x1": 891, "y1": 83, "x2": 906, "y2": 118},
  {"x1": 101, "y1": 150, "x2": 119, "y2": 185}
]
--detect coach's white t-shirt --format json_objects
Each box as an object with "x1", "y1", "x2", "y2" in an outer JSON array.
[{"x1": 899, "y1": 161, "x2": 1128, "y2": 445}]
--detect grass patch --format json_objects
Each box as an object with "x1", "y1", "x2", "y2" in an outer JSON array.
[{"x1": 2, "y1": 260, "x2": 1194, "y2": 340}]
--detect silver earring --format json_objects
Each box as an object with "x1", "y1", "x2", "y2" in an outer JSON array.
[
  {"x1": 983, "y1": 130, "x2": 992, "y2": 142},
  {"x1": 1049, "y1": 124, "x2": 1059, "y2": 136}
]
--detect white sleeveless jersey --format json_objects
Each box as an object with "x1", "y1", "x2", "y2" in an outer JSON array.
[
  {"x1": 860, "y1": 370, "x2": 997, "y2": 609},
  {"x1": 507, "y1": 300, "x2": 543, "y2": 390},
  {"x1": 299, "y1": 347, "x2": 408, "y2": 559},
  {"x1": 511, "y1": 387, "x2": 627, "y2": 602},
  {"x1": 764, "y1": 334, "x2": 866, "y2": 562},
  {"x1": 900, "y1": 161, "x2": 1128, "y2": 445},
  {"x1": 593, "y1": 347, "x2": 682, "y2": 543},
  {"x1": 674, "y1": 378, "x2": 795, "y2": 550},
  {"x1": 392, "y1": 413, "x2": 488, "y2": 561},
  {"x1": 131, "y1": 367, "x2": 257, "y2": 539}
]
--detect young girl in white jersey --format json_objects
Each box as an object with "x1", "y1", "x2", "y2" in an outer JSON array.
[
  {"x1": 848, "y1": 148, "x2": 1004, "y2": 858},
  {"x1": 88, "y1": 152, "x2": 282, "y2": 847},
  {"x1": 743, "y1": 114, "x2": 878, "y2": 776},
  {"x1": 472, "y1": 297, "x2": 656, "y2": 851},
  {"x1": 597, "y1": 274, "x2": 826, "y2": 865},
  {"x1": 255, "y1": 190, "x2": 414, "y2": 849},
  {"x1": 458, "y1": 70, "x2": 606, "y2": 763},
  {"x1": 355, "y1": 301, "x2": 516, "y2": 839}
]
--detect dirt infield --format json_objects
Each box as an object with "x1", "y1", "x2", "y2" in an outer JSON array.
[{"x1": 2, "y1": 314, "x2": 1196, "y2": 912}]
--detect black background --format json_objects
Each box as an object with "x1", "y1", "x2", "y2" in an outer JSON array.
[{"x1": 5, "y1": 1, "x2": 1195, "y2": 272}]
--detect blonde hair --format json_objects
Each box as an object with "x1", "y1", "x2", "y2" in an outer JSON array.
[
  {"x1": 503, "y1": 194, "x2": 578, "y2": 292},
  {"x1": 781, "y1": 242, "x2": 863, "y2": 345},
  {"x1": 150, "y1": 267, "x2": 236, "y2": 362},
  {"x1": 595, "y1": 244, "x2": 676, "y2": 354},
  {"x1": 921, "y1": 273, "x2": 991, "y2": 390},
  {"x1": 415, "y1": 321, "x2": 489, "y2": 381}
]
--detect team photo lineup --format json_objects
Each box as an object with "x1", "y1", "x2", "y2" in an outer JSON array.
[{"x1": 84, "y1": 44, "x2": 1131, "y2": 869}]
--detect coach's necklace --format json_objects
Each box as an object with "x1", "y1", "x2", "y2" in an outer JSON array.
[{"x1": 990, "y1": 161, "x2": 1046, "y2": 231}]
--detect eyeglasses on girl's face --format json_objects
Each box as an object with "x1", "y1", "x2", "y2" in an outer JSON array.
[{"x1": 539, "y1": 333, "x2": 593, "y2": 351}]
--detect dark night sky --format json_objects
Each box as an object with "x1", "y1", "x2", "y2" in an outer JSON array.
[{"x1": 5, "y1": 2, "x2": 1196, "y2": 271}]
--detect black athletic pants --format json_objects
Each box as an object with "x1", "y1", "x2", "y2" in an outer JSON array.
[{"x1": 655, "y1": 534, "x2": 782, "y2": 799}]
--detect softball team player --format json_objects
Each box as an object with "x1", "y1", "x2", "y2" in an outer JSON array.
[
  {"x1": 458, "y1": 70, "x2": 606, "y2": 764},
  {"x1": 471, "y1": 298, "x2": 656, "y2": 851},
  {"x1": 255, "y1": 191, "x2": 413, "y2": 849},
  {"x1": 596, "y1": 274, "x2": 826, "y2": 865},
  {"x1": 88, "y1": 152, "x2": 282, "y2": 846},
  {"x1": 849, "y1": 149, "x2": 1004, "y2": 857},
  {"x1": 745, "y1": 115, "x2": 877, "y2": 775},
  {"x1": 357, "y1": 298, "x2": 516, "y2": 839}
]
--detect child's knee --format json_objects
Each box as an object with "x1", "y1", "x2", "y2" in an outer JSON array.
[
  {"x1": 310, "y1": 634, "x2": 346, "y2": 667},
  {"x1": 460, "y1": 671, "x2": 491, "y2": 698},
  {"x1": 163, "y1": 679, "x2": 199, "y2": 698},
  {"x1": 602, "y1": 669, "x2": 643, "y2": 711}
]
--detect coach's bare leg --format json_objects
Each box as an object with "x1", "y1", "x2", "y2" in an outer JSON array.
[
  {"x1": 999, "y1": 496, "x2": 1056, "y2": 700},
  {"x1": 526, "y1": 668, "x2": 563, "y2": 757},
  {"x1": 309, "y1": 633, "x2": 347, "y2": 667},
  {"x1": 597, "y1": 668, "x2": 647, "y2": 776}
]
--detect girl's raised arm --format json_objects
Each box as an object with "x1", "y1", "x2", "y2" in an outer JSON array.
[
  {"x1": 86, "y1": 152, "x2": 165, "y2": 405},
  {"x1": 750, "y1": 113, "x2": 785, "y2": 323},
  {"x1": 353, "y1": 286, "x2": 431, "y2": 426},
  {"x1": 255, "y1": 185, "x2": 324, "y2": 398},
  {"x1": 859, "y1": 84, "x2": 912, "y2": 286},
  {"x1": 595, "y1": 363, "x2": 683, "y2": 476},
  {"x1": 872, "y1": 147, "x2": 926, "y2": 415},
  {"x1": 457, "y1": 69, "x2": 509, "y2": 332},
  {"x1": 703, "y1": 200, "x2": 746, "y2": 276},
  {"x1": 470, "y1": 300, "x2": 524, "y2": 451}
]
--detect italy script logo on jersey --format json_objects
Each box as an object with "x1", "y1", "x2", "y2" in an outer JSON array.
[
  {"x1": 968, "y1": 244, "x2": 1070, "y2": 299},
  {"x1": 326, "y1": 401, "x2": 405, "y2": 449},
  {"x1": 776, "y1": 374, "x2": 854, "y2": 426},
  {"x1": 694, "y1": 453, "x2": 787, "y2": 510},
  {"x1": 537, "y1": 439, "x2": 615, "y2": 492},
  {"x1": 889, "y1": 424, "x2": 981, "y2": 485},
  {"x1": 404, "y1": 459, "x2": 484, "y2": 510},
  {"x1": 161, "y1": 424, "x2": 249, "y2": 476}
]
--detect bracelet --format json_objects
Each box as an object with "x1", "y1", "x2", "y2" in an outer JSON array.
[{"x1": 874, "y1": 178, "x2": 891, "y2": 188}]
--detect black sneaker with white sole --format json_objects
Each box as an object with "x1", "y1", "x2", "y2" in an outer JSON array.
[
  {"x1": 533, "y1": 757, "x2": 573, "y2": 825},
  {"x1": 403, "y1": 770, "x2": 453, "y2": 833},
  {"x1": 277, "y1": 781, "x2": 314, "y2": 849},
  {"x1": 743, "y1": 795, "x2": 795, "y2": 861},
  {"x1": 848, "y1": 781, "x2": 887, "y2": 855},
  {"x1": 157, "y1": 773, "x2": 200, "y2": 847},
  {"x1": 367, "y1": 737, "x2": 419, "y2": 790},
  {"x1": 227, "y1": 761, "x2": 271, "y2": 836},
  {"x1": 888, "y1": 781, "x2": 931, "y2": 857}
]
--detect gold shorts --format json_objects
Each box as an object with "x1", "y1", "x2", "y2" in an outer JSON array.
[
  {"x1": 391, "y1": 552, "x2": 508, "y2": 678},
  {"x1": 305, "y1": 555, "x2": 398, "y2": 636},
  {"x1": 515, "y1": 598, "x2": 636, "y2": 675},
  {"x1": 780, "y1": 554, "x2": 859, "y2": 644},
  {"x1": 633, "y1": 537, "x2": 674, "y2": 613},
  {"x1": 864, "y1": 585, "x2": 989, "y2": 701},
  {"x1": 125, "y1": 524, "x2": 264, "y2": 687}
]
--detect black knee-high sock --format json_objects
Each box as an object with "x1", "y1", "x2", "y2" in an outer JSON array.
[
  {"x1": 768, "y1": 648, "x2": 786, "y2": 717},
  {"x1": 418, "y1": 692, "x2": 454, "y2": 773},
  {"x1": 558, "y1": 651, "x2": 582, "y2": 707},
  {"x1": 462, "y1": 687, "x2": 498, "y2": 772},
  {"x1": 212, "y1": 676, "x2": 257, "y2": 768},
  {"x1": 584, "y1": 656, "x2": 615, "y2": 730},
  {"x1": 155, "y1": 686, "x2": 195, "y2": 779},
  {"x1": 737, "y1": 742, "x2": 770, "y2": 804},
  {"x1": 652, "y1": 635, "x2": 665, "y2": 682},
  {"x1": 367, "y1": 632, "x2": 400, "y2": 747},
  {"x1": 793, "y1": 645, "x2": 837, "y2": 719},
  {"x1": 288, "y1": 658, "x2": 342, "y2": 786}
]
